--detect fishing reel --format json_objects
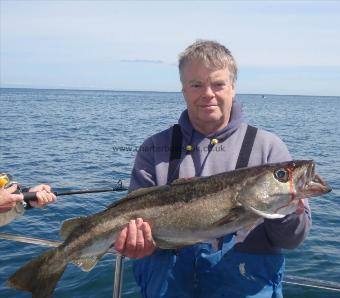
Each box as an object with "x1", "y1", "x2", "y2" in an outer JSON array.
[
  {"x1": 0, "y1": 173, "x2": 15, "y2": 188},
  {"x1": 0, "y1": 173, "x2": 10, "y2": 188},
  {"x1": 0, "y1": 173, "x2": 22, "y2": 191},
  {"x1": 0, "y1": 173, "x2": 23, "y2": 193}
]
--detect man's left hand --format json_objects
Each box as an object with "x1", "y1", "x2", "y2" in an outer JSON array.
[{"x1": 114, "y1": 218, "x2": 156, "y2": 259}]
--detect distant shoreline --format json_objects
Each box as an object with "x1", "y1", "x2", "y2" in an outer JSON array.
[{"x1": 1, "y1": 87, "x2": 339, "y2": 98}]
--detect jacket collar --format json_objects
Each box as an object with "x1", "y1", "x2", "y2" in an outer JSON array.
[{"x1": 178, "y1": 100, "x2": 244, "y2": 144}]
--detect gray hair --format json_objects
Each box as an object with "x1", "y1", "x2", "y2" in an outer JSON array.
[{"x1": 178, "y1": 39, "x2": 238, "y2": 84}]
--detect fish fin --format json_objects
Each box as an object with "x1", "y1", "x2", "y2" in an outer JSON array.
[
  {"x1": 106, "y1": 185, "x2": 171, "y2": 210},
  {"x1": 213, "y1": 206, "x2": 246, "y2": 226},
  {"x1": 126, "y1": 186, "x2": 169, "y2": 198},
  {"x1": 247, "y1": 206, "x2": 285, "y2": 219},
  {"x1": 72, "y1": 256, "x2": 100, "y2": 272},
  {"x1": 171, "y1": 177, "x2": 200, "y2": 185},
  {"x1": 7, "y1": 249, "x2": 67, "y2": 298},
  {"x1": 154, "y1": 237, "x2": 191, "y2": 249},
  {"x1": 60, "y1": 217, "x2": 87, "y2": 240}
]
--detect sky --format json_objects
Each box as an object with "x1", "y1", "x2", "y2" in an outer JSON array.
[{"x1": 1, "y1": 0, "x2": 340, "y2": 96}]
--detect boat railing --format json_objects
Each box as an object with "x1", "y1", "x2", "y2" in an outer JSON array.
[{"x1": 0, "y1": 232, "x2": 339, "y2": 297}]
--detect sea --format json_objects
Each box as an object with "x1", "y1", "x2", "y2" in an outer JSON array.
[{"x1": 0, "y1": 88, "x2": 339, "y2": 298}]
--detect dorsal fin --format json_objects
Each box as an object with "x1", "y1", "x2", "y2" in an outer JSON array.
[
  {"x1": 60, "y1": 217, "x2": 87, "y2": 240},
  {"x1": 126, "y1": 186, "x2": 162, "y2": 199},
  {"x1": 171, "y1": 176, "x2": 200, "y2": 185},
  {"x1": 105, "y1": 185, "x2": 170, "y2": 210}
]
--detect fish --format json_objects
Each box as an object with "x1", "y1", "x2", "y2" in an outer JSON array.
[
  {"x1": 0, "y1": 202, "x2": 25, "y2": 227},
  {"x1": 6, "y1": 160, "x2": 331, "y2": 297}
]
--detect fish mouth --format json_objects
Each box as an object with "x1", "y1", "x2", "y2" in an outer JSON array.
[
  {"x1": 305, "y1": 173, "x2": 332, "y2": 197},
  {"x1": 272, "y1": 161, "x2": 331, "y2": 216},
  {"x1": 303, "y1": 162, "x2": 332, "y2": 197}
]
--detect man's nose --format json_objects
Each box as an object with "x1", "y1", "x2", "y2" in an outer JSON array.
[{"x1": 202, "y1": 85, "x2": 214, "y2": 98}]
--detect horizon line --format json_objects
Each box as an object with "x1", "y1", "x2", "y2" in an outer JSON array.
[{"x1": 0, "y1": 86, "x2": 339, "y2": 98}]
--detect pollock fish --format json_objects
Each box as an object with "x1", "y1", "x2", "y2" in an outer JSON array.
[
  {"x1": 6, "y1": 160, "x2": 331, "y2": 297},
  {"x1": 0, "y1": 203, "x2": 25, "y2": 227}
]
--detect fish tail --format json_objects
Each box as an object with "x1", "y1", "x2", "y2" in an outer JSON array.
[{"x1": 6, "y1": 248, "x2": 67, "y2": 298}]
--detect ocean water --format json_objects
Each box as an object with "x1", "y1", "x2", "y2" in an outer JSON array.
[{"x1": 0, "y1": 88, "x2": 339, "y2": 297}]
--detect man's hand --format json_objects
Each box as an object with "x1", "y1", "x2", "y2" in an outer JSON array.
[
  {"x1": 28, "y1": 184, "x2": 57, "y2": 208},
  {"x1": 0, "y1": 184, "x2": 24, "y2": 212},
  {"x1": 114, "y1": 218, "x2": 156, "y2": 259}
]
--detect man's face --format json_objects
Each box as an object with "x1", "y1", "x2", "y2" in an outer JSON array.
[{"x1": 181, "y1": 60, "x2": 235, "y2": 134}]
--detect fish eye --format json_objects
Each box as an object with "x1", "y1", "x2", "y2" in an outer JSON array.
[{"x1": 274, "y1": 168, "x2": 289, "y2": 182}]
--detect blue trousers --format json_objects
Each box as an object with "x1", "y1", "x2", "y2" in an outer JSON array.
[{"x1": 133, "y1": 235, "x2": 284, "y2": 298}]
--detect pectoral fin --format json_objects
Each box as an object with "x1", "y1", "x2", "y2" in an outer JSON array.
[
  {"x1": 72, "y1": 256, "x2": 101, "y2": 272},
  {"x1": 213, "y1": 206, "x2": 246, "y2": 226},
  {"x1": 247, "y1": 206, "x2": 285, "y2": 219}
]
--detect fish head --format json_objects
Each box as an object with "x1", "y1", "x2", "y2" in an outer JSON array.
[{"x1": 238, "y1": 160, "x2": 332, "y2": 219}]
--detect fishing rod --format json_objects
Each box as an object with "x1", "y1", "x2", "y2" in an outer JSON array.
[
  {"x1": 1, "y1": 172, "x2": 128, "y2": 205},
  {"x1": 22, "y1": 180, "x2": 128, "y2": 205}
]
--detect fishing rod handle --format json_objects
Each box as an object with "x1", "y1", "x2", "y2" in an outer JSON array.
[
  {"x1": 22, "y1": 192, "x2": 56, "y2": 210},
  {"x1": 23, "y1": 192, "x2": 57, "y2": 203},
  {"x1": 23, "y1": 192, "x2": 38, "y2": 202}
]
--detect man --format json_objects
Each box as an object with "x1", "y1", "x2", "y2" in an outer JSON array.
[{"x1": 115, "y1": 40, "x2": 311, "y2": 297}]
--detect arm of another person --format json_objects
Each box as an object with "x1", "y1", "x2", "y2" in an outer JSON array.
[
  {"x1": 1, "y1": 183, "x2": 56, "y2": 212},
  {"x1": 0, "y1": 184, "x2": 24, "y2": 212},
  {"x1": 114, "y1": 138, "x2": 158, "y2": 258}
]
